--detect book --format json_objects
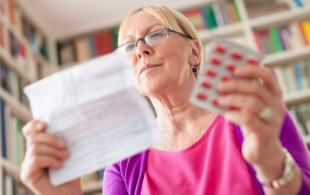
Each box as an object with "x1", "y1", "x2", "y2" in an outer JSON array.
[
  {"x1": 246, "y1": 2, "x2": 289, "y2": 18},
  {"x1": 182, "y1": 8, "x2": 206, "y2": 31},
  {"x1": 274, "y1": 66, "x2": 289, "y2": 94},
  {"x1": 302, "y1": 21, "x2": 310, "y2": 45},
  {"x1": 202, "y1": 5, "x2": 217, "y2": 29},
  {"x1": 269, "y1": 27, "x2": 283, "y2": 53},
  {"x1": 1, "y1": 97, "x2": 7, "y2": 158}
]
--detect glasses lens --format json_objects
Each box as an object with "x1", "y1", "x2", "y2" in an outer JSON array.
[
  {"x1": 117, "y1": 42, "x2": 135, "y2": 56},
  {"x1": 145, "y1": 30, "x2": 169, "y2": 46}
]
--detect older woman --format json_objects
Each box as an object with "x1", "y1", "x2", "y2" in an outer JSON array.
[{"x1": 21, "y1": 4, "x2": 309, "y2": 195}]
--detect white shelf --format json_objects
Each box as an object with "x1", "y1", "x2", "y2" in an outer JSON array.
[
  {"x1": 81, "y1": 180, "x2": 102, "y2": 194},
  {"x1": 250, "y1": 6, "x2": 310, "y2": 29},
  {"x1": 263, "y1": 47, "x2": 310, "y2": 67},
  {"x1": 198, "y1": 23, "x2": 244, "y2": 42},
  {"x1": 0, "y1": 157, "x2": 21, "y2": 182},
  {"x1": 0, "y1": 88, "x2": 32, "y2": 122},
  {"x1": 283, "y1": 89, "x2": 310, "y2": 106}
]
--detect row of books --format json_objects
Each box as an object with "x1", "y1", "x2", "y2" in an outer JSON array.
[
  {"x1": 289, "y1": 0, "x2": 310, "y2": 8},
  {"x1": 0, "y1": 22, "x2": 48, "y2": 80},
  {"x1": 245, "y1": 0, "x2": 289, "y2": 19},
  {"x1": 0, "y1": 96, "x2": 26, "y2": 164},
  {"x1": 57, "y1": 29, "x2": 118, "y2": 65},
  {"x1": 288, "y1": 102, "x2": 310, "y2": 137},
  {"x1": 81, "y1": 169, "x2": 104, "y2": 186},
  {"x1": 254, "y1": 20, "x2": 310, "y2": 54},
  {"x1": 0, "y1": 60, "x2": 30, "y2": 107},
  {"x1": 0, "y1": 0, "x2": 49, "y2": 61},
  {"x1": 182, "y1": 1, "x2": 240, "y2": 31},
  {"x1": 274, "y1": 59, "x2": 310, "y2": 94}
]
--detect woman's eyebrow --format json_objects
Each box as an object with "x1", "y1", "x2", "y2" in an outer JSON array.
[{"x1": 123, "y1": 23, "x2": 164, "y2": 42}]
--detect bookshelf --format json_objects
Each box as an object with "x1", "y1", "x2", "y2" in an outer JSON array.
[
  {"x1": 0, "y1": 0, "x2": 52, "y2": 194},
  {"x1": 1, "y1": 0, "x2": 310, "y2": 194}
]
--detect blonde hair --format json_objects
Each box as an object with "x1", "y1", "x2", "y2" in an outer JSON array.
[{"x1": 118, "y1": 4, "x2": 203, "y2": 72}]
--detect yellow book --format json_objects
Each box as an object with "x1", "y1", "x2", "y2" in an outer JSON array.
[{"x1": 302, "y1": 21, "x2": 310, "y2": 45}]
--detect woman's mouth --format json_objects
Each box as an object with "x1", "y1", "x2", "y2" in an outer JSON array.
[{"x1": 139, "y1": 64, "x2": 162, "y2": 75}]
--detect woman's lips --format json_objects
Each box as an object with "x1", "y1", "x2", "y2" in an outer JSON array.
[{"x1": 139, "y1": 64, "x2": 162, "y2": 75}]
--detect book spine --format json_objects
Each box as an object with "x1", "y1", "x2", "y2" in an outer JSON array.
[
  {"x1": 270, "y1": 27, "x2": 283, "y2": 53},
  {"x1": 302, "y1": 21, "x2": 310, "y2": 45}
]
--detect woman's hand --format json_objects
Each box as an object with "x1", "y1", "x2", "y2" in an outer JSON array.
[
  {"x1": 217, "y1": 65, "x2": 287, "y2": 170},
  {"x1": 21, "y1": 120, "x2": 82, "y2": 195},
  {"x1": 216, "y1": 65, "x2": 303, "y2": 194}
]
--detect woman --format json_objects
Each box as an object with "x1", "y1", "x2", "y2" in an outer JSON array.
[{"x1": 20, "y1": 4, "x2": 310, "y2": 195}]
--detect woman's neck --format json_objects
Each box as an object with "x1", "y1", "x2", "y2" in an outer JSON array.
[{"x1": 150, "y1": 95, "x2": 217, "y2": 152}]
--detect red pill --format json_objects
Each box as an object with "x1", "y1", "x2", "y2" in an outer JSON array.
[
  {"x1": 226, "y1": 64, "x2": 236, "y2": 72},
  {"x1": 205, "y1": 69, "x2": 217, "y2": 77},
  {"x1": 215, "y1": 45, "x2": 226, "y2": 54},
  {"x1": 196, "y1": 93, "x2": 207, "y2": 100},
  {"x1": 231, "y1": 52, "x2": 243, "y2": 60},
  {"x1": 247, "y1": 58, "x2": 259, "y2": 65},
  {"x1": 210, "y1": 57, "x2": 221, "y2": 66},
  {"x1": 201, "y1": 81, "x2": 212, "y2": 89},
  {"x1": 221, "y1": 75, "x2": 232, "y2": 81}
]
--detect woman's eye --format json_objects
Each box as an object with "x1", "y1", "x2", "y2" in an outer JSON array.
[
  {"x1": 150, "y1": 32, "x2": 164, "y2": 39},
  {"x1": 125, "y1": 43, "x2": 135, "y2": 52}
]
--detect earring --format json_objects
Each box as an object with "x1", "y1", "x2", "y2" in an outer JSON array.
[{"x1": 192, "y1": 64, "x2": 198, "y2": 74}]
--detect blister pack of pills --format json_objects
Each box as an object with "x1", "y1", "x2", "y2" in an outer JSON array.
[{"x1": 190, "y1": 37, "x2": 265, "y2": 113}]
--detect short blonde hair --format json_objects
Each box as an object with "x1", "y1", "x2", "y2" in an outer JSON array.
[{"x1": 118, "y1": 4, "x2": 203, "y2": 72}]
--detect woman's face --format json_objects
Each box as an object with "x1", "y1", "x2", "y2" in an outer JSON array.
[{"x1": 123, "y1": 11, "x2": 198, "y2": 97}]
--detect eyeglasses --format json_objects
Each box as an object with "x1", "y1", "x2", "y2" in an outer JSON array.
[{"x1": 114, "y1": 28, "x2": 193, "y2": 57}]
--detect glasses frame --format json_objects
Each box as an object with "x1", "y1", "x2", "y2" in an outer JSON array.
[{"x1": 114, "y1": 28, "x2": 193, "y2": 56}]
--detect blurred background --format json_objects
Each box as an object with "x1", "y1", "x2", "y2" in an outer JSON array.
[{"x1": 1, "y1": 0, "x2": 310, "y2": 194}]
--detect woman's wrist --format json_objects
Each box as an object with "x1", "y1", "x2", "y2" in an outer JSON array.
[{"x1": 251, "y1": 142, "x2": 286, "y2": 182}]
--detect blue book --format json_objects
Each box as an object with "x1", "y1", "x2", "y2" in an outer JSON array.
[
  {"x1": 294, "y1": 0, "x2": 304, "y2": 7},
  {"x1": 1, "y1": 98, "x2": 7, "y2": 158},
  {"x1": 88, "y1": 35, "x2": 96, "y2": 58},
  {"x1": 293, "y1": 62, "x2": 303, "y2": 91}
]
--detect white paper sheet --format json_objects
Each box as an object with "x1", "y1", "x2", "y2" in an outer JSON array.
[{"x1": 24, "y1": 54, "x2": 161, "y2": 186}]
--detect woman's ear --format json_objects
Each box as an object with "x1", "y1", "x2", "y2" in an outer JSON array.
[{"x1": 189, "y1": 39, "x2": 201, "y2": 66}]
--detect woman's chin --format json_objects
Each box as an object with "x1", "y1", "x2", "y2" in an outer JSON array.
[{"x1": 138, "y1": 81, "x2": 166, "y2": 97}]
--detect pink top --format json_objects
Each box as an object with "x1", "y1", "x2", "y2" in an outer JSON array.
[{"x1": 141, "y1": 115, "x2": 259, "y2": 195}]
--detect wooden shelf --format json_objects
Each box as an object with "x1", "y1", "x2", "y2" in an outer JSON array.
[
  {"x1": 283, "y1": 89, "x2": 310, "y2": 106},
  {"x1": 263, "y1": 47, "x2": 310, "y2": 67},
  {"x1": 81, "y1": 180, "x2": 102, "y2": 194},
  {"x1": 0, "y1": 88, "x2": 32, "y2": 122},
  {"x1": 251, "y1": 6, "x2": 310, "y2": 29}
]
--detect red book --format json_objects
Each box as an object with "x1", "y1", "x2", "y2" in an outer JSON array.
[
  {"x1": 253, "y1": 31, "x2": 264, "y2": 53},
  {"x1": 297, "y1": 22, "x2": 308, "y2": 46},
  {"x1": 93, "y1": 31, "x2": 113, "y2": 56}
]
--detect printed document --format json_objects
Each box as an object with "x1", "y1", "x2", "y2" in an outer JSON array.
[{"x1": 24, "y1": 54, "x2": 161, "y2": 186}]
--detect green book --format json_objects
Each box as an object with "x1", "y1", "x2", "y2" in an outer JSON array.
[
  {"x1": 111, "y1": 28, "x2": 118, "y2": 50},
  {"x1": 43, "y1": 39, "x2": 50, "y2": 61},
  {"x1": 232, "y1": 0, "x2": 241, "y2": 22},
  {"x1": 202, "y1": 5, "x2": 217, "y2": 29},
  {"x1": 269, "y1": 27, "x2": 282, "y2": 53}
]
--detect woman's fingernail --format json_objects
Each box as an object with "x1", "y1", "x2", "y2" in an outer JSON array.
[{"x1": 35, "y1": 122, "x2": 44, "y2": 130}]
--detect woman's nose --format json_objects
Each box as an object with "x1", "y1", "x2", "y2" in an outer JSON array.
[{"x1": 135, "y1": 39, "x2": 152, "y2": 57}]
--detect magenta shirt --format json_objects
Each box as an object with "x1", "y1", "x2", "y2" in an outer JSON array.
[
  {"x1": 141, "y1": 115, "x2": 259, "y2": 195},
  {"x1": 103, "y1": 111, "x2": 310, "y2": 195}
]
